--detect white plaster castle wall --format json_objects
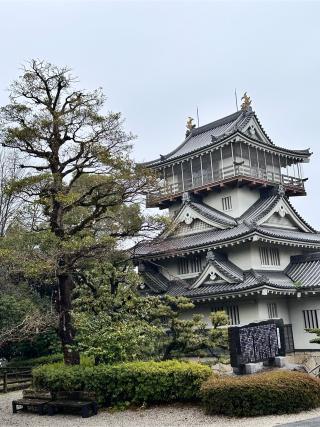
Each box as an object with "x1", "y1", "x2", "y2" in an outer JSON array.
[
  {"x1": 227, "y1": 243, "x2": 303, "y2": 271},
  {"x1": 227, "y1": 243, "x2": 253, "y2": 270},
  {"x1": 181, "y1": 299, "x2": 259, "y2": 326},
  {"x1": 203, "y1": 187, "x2": 260, "y2": 218},
  {"x1": 288, "y1": 297, "x2": 320, "y2": 350},
  {"x1": 257, "y1": 297, "x2": 291, "y2": 324},
  {"x1": 180, "y1": 296, "x2": 320, "y2": 350}
]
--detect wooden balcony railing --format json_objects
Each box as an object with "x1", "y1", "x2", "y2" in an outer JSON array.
[{"x1": 146, "y1": 164, "x2": 305, "y2": 206}]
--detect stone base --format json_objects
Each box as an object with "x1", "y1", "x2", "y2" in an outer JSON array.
[
  {"x1": 274, "y1": 356, "x2": 286, "y2": 368},
  {"x1": 244, "y1": 362, "x2": 264, "y2": 375}
]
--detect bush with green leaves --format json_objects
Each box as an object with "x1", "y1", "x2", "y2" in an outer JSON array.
[
  {"x1": 8, "y1": 353, "x2": 63, "y2": 368},
  {"x1": 201, "y1": 371, "x2": 320, "y2": 417},
  {"x1": 72, "y1": 265, "x2": 228, "y2": 363},
  {"x1": 33, "y1": 360, "x2": 211, "y2": 404}
]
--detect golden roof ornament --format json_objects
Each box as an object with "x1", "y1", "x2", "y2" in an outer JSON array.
[
  {"x1": 241, "y1": 92, "x2": 252, "y2": 112},
  {"x1": 186, "y1": 116, "x2": 196, "y2": 131},
  {"x1": 186, "y1": 116, "x2": 196, "y2": 137}
]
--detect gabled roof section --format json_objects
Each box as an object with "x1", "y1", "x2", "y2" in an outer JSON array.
[
  {"x1": 144, "y1": 110, "x2": 250, "y2": 166},
  {"x1": 190, "y1": 202, "x2": 237, "y2": 227},
  {"x1": 140, "y1": 270, "x2": 170, "y2": 294},
  {"x1": 162, "y1": 200, "x2": 236, "y2": 238},
  {"x1": 285, "y1": 252, "x2": 320, "y2": 288},
  {"x1": 192, "y1": 253, "x2": 243, "y2": 288},
  {"x1": 239, "y1": 190, "x2": 316, "y2": 232},
  {"x1": 143, "y1": 109, "x2": 311, "y2": 167},
  {"x1": 134, "y1": 219, "x2": 320, "y2": 258},
  {"x1": 166, "y1": 269, "x2": 296, "y2": 299}
]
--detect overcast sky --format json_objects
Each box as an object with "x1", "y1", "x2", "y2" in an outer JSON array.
[{"x1": 1, "y1": 0, "x2": 320, "y2": 226}]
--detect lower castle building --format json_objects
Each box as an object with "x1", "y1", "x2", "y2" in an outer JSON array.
[{"x1": 135, "y1": 100, "x2": 320, "y2": 352}]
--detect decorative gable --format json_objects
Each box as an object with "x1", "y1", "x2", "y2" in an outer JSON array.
[
  {"x1": 173, "y1": 219, "x2": 212, "y2": 236},
  {"x1": 163, "y1": 202, "x2": 228, "y2": 238},
  {"x1": 242, "y1": 116, "x2": 272, "y2": 146},
  {"x1": 264, "y1": 212, "x2": 299, "y2": 229},
  {"x1": 258, "y1": 198, "x2": 313, "y2": 232},
  {"x1": 192, "y1": 263, "x2": 233, "y2": 288}
]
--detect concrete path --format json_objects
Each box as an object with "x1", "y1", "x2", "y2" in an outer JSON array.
[
  {"x1": 3, "y1": 391, "x2": 320, "y2": 427},
  {"x1": 276, "y1": 417, "x2": 320, "y2": 426}
]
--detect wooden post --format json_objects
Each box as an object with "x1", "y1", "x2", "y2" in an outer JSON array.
[
  {"x1": 220, "y1": 147, "x2": 224, "y2": 179},
  {"x1": 3, "y1": 372, "x2": 7, "y2": 393},
  {"x1": 181, "y1": 162, "x2": 185, "y2": 192},
  {"x1": 210, "y1": 150, "x2": 214, "y2": 182},
  {"x1": 231, "y1": 142, "x2": 236, "y2": 176},
  {"x1": 190, "y1": 158, "x2": 194, "y2": 187}
]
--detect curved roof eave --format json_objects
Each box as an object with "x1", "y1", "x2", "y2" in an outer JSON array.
[{"x1": 141, "y1": 128, "x2": 311, "y2": 169}]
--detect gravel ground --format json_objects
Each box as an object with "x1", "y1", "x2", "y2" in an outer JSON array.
[{"x1": 2, "y1": 391, "x2": 320, "y2": 427}]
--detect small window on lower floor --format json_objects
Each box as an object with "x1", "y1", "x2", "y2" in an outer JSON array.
[
  {"x1": 222, "y1": 196, "x2": 232, "y2": 211},
  {"x1": 303, "y1": 310, "x2": 319, "y2": 329},
  {"x1": 213, "y1": 305, "x2": 240, "y2": 325},
  {"x1": 267, "y1": 303, "x2": 278, "y2": 319}
]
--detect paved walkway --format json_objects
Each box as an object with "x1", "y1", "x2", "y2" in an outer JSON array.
[
  {"x1": 277, "y1": 418, "x2": 320, "y2": 426},
  {"x1": 2, "y1": 391, "x2": 320, "y2": 426}
]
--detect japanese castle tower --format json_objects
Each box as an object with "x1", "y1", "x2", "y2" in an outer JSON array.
[{"x1": 135, "y1": 95, "x2": 320, "y2": 352}]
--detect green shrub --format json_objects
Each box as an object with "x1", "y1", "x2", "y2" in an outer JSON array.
[
  {"x1": 33, "y1": 360, "x2": 211, "y2": 405},
  {"x1": 201, "y1": 371, "x2": 320, "y2": 417},
  {"x1": 8, "y1": 353, "x2": 64, "y2": 368}
]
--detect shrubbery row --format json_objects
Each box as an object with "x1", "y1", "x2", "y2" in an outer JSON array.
[
  {"x1": 33, "y1": 360, "x2": 211, "y2": 405},
  {"x1": 33, "y1": 361, "x2": 320, "y2": 416},
  {"x1": 8, "y1": 353, "x2": 63, "y2": 368},
  {"x1": 201, "y1": 370, "x2": 320, "y2": 416}
]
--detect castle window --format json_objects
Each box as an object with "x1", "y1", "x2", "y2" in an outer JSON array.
[
  {"x1": 178, "y1": 258, "x2": 189, "y2": 275},
  {"x1": 222, "y1": 196, "x2": 232, "y2": 211},
  {"x1": 178, "y1": 256, "x2": 202, "y2": 275},
  {"x1": 190, "y1": 256, "x2": 202, "y2": 273},
  {"x1": 267, "y1": 303, "x2": 278, "y2": 318},
  {"x1": 214, "y1": 305, "x2": 240, "y2": 325},
  {"x1": 303, "y1": 310, "x2": 319, "y2": 329},
  {"x1": 259, "y1": 247, "x2": 280, "y2": 266}
]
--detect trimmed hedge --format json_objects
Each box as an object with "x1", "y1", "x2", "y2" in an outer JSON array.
[
  {"x1": 33, "y1": 360, "x2": 211, "y2": 405},
  {"x1": 8, "y1": 353, "x2": 63, "y2": 368},
  {"x1": 201, "y1": 371, "x2": 320, "y2": 417}
]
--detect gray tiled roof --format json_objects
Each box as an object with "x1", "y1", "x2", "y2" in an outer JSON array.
[
  {"x1": 134, "y1": 223, "x2": 252, "y2": 257},
  {"x1": 213, "y1": 257, "x2": 244, "y2": 282},
  {"x1": 141, "y1": 251, "x2": 320, "y2": 298},
  {"x1": 257, "y1": 226, "x2": 320, "y2": 243},
  {"x1": 163, "y1": 111, "x2": 249, "y2": 161},
  {"x1": 143, "y1": 110, "x2": 311, "y2": 167},
  {"x1": 239, "y1": 194, "x2": 279, "y2": 223},
  {"x1": 166, "y1": 269, "x2": 295, "y2": 299},
  {"x1": 190, "y1": 202, "x2": 237, "y2": 227},
  {"x1": 135, "y1": 191, "x2": 320, "y2": 257},
  {"x1": 142, "y1": 271, "x2": 170, "y2": 293},
  {"x1": 135, "y1": 223, "x2": 320, "y2": 257},
  {"x1": 286, "y1": 252, "x2": 320, "y2": 288}
]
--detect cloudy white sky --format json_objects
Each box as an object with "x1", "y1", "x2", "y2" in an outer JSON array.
[{"x1": 1, "y1": 0, "x2": 320, "y2": 226}]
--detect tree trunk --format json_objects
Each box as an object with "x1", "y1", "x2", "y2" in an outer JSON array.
[{"x1": 57, "y1": 272, "x2": 80, "y2": 365}]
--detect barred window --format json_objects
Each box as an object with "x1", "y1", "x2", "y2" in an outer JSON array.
[
  {"x1": 214, "y1": 305, "x2": 240, "y2": 325},
  {"x1": 178, "y1": 256, "x2": 202, "y2": 275},
  {"x1": 303, "y1": 310, "x2": 319, "y2": 329},
  {"x1": 259, "y1": 247, "x2": 280, "y2": 266},
  {"x1": 190, "y1": 256, "x2": 202, "y2": 273},
  {"x1": 222, "y1": 196, "x2": 232, "y2": 211},
  {"x1": 267, "y1": 303, "x2": 278, "y2": 318},
  {"x1": 178, "y1": 258, "x2": 189, "y2": 275}
]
